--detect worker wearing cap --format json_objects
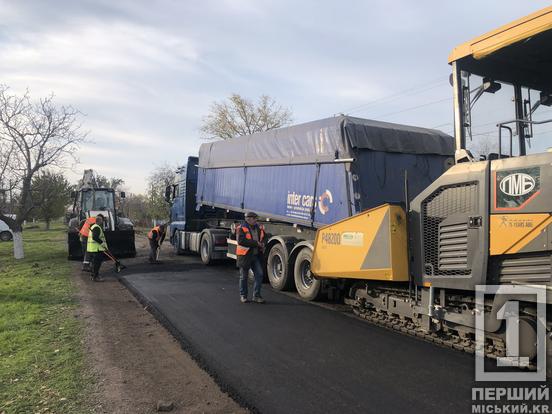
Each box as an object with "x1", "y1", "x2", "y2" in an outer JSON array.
[
  {"x1": 236, "y1": 211, "x2": 266, "y2": 303},
  {"x1": 87, "y1": 215, "x2": 107, "y2": 282},
  {"x1": 78, "y1": 216, "x2": 96, "y2": 271},
  {"x1": 147, "y1": 224, "x2": 166, "y2": 263}
]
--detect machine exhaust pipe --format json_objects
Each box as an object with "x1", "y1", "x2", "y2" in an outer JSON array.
[{"x1": 428, "y1": 286, "x2": 435, "y2": 317}]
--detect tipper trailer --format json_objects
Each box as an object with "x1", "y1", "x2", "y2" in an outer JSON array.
[{"x1": 167, "y1": 115, "x2": 454, "y2": 299}]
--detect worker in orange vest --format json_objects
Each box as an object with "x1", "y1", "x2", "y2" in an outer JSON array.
[
  {"x1": 236, "y1": 211, "x2": 266, "y2": 303},
  {"x1": 79, "y1": 215, "x2": 97, "y2": 271},
  {"x1": 147, "y1": 223, "x2": 166, "y2": 263}
]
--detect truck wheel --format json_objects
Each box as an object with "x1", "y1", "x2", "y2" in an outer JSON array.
[
  {"x1": 200, "y1": 233, "x2": 213, "y2": 265},
  {"x1": 0, "y1": 231, "x2": 12, "y2": 241},
  {"x1": 294, "y1": 248, "x2": 321, "y2": 301},
  {"x1": 267, "y1": 243, "x2": 293, "y2": 291}
]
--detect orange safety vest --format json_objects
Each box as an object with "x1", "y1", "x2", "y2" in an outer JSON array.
[
  {"x1": 236, "y1": 224, "x2": 265, "y2": 256},
  {"x1": 79, "y1": 217, "x2": 96, "y2": 237},
  {"x1": 148, "y1": 226, "x2": 161, "y2": 240}
]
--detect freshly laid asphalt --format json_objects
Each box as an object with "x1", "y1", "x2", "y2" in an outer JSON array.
[{"x1": 119, "y1": 257, "x2": 481, "y2": 414}]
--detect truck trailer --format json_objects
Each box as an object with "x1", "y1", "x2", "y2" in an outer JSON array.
[{"x1": 167, "y1": 115, "x2": 454, "y2": 299}]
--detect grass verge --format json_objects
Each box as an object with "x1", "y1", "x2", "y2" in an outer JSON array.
[{"x1": 0, "y1": 223, "x2": 90, "y2": 413}]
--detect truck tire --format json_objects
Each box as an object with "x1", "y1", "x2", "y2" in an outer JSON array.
[
  {"x1": 293, "y1": 248, "x2": 321, "y2": 301},
  {"x1": 200, "y1": 233, "x2": 213, "y2": 265},
  {"x1": 267, "y1": 243, "x2": 293, "y2": 291},
  {"x1": 0, "y1": 231, "x2": 12, "y2": 241}
]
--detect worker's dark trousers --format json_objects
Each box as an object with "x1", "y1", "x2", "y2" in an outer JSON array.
[
  {"x1": 148, "y1": 240, "x2": 159, "y2": 262},
  {"x1": 239, "y1": 256, "x2": 264, "y2": 298},
  {"x1": 81, "y1": 237, "x2": 90, "y2": 265},
  {"x1": 89, "y1": 252, "x2": 103, "y2": 279}
]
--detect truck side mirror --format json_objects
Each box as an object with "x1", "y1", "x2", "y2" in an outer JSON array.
[
  {"x1": 120, "y1": 191, "x2": 126, "y2": 199},
  {"x1": 164, "y1": 185, "x2": 171, "y2": 202}
]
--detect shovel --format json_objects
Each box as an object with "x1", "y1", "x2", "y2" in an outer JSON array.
[{"x1": 103, "y1": 250, "x2": 127, "y2": 273}]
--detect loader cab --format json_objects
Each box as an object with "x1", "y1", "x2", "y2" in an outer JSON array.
[
  {"x1": 81, "y1": 189, "x2": 115, "y2": 213},
  {"x1": 70, "y1": 188, "x2": 120, "y2": 233},
  {"x1": 75, "y1": 188, "x2": 116, "y2": 219}
]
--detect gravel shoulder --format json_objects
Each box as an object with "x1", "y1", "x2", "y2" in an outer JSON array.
[{"x1": 74, "y1": 237, "x2": 245, "y2": 414}]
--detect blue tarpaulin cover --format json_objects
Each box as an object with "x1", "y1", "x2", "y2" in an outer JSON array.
[
  {"x1": 196, "y1": 116, "x2": 454, "y2": 226},
  {"x1": 198, "y1": 116, "x2": 453, "y2": 168}
]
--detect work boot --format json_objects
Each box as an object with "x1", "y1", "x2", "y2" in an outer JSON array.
[
  {"x1": 253, "y1": 296, "x2": 265, "y2": 304},
  {"x1": 96, "y1": 276, "x2": 105, "y2": 282},
  {"x1": 240, "y1": 296, "x2": 249, "y2": 303}
]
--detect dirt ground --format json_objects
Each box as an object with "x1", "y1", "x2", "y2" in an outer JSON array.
[{"x1": 73, "y1": 236, "x2": 246, "y2": 414}]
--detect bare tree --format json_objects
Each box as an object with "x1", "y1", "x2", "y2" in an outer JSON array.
[
  {"x1": 200, "y1": 94, "x2": 293, "y2": 140},
  {"x1": 94, "y1": 174, "x2": 125, "y2": 191},
  {"x1": 0, "y1": 139, "x2": 17, "y2": 211},
  {"x1": 122, "y1": 193, "x2": 149, "y2": 227},
  {"x1": 0, "y1": 85, "x2": 87, "y2": 259}
]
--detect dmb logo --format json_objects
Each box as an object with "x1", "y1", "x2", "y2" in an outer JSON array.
[{"x1": 499, "y1": 173, "x2": 535, "y2": 196}]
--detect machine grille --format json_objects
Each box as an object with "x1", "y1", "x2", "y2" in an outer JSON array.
[
  {"x1": 421, "y1": 183, "x2": 477, "y2": 276},
  {"x1": 496, "y1": 254, "x2": 552, "y2": 283},
  {"x1": 438, "y1": 223, "x2": 468, "y2": 272}
]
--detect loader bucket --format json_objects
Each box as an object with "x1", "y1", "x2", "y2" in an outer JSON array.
[
  {"x1": 68, "y1": 231, "x2": 84, "y2": 260},
  {"x1": 67, "y1": 230, "x2": 136, "y2": 260},
  {"x1": 105, "y1": 230, "x2": 136, "y2": 258}
]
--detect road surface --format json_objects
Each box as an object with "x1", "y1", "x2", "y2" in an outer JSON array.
[{"x1": 116, "y1": 253, "x2": 490, "y2": 414}]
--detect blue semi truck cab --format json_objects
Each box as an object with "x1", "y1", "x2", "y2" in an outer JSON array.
[
  {"x1": 166, "y1": 157, "x2": 199, "y2": 242},
  {"x1": 167, "y1": 116, "x2": 454, "y2": 299},
  {"x1": 167, "y1": 156, "x2": 241, "y2": 263}
]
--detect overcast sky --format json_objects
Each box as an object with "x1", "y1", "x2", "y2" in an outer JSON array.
[{"x1": 0, "y1": 1, "x2": 550, "y2": 192}]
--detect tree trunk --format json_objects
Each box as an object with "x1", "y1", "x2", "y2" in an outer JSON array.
[
  {"x1": 0, "y1": 214, "x2": 24, "y2": 259},
  {"x1": 45, "y1": 219, "x2": 50, "y2": 230},
  {"x1": 13, "y1": 231, "x2": 24, "y2": 259}
]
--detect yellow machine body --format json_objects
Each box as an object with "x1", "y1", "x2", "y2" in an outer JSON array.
[
  {"x1": 311, "y1": 204, "x2": 408, "y2": 281},
  {"x1": 490, "y1": 214, "x2": 552, "y2": 256},
  {"x1": 448, "y1": 6, "x2": 552, "y2": 63}
]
